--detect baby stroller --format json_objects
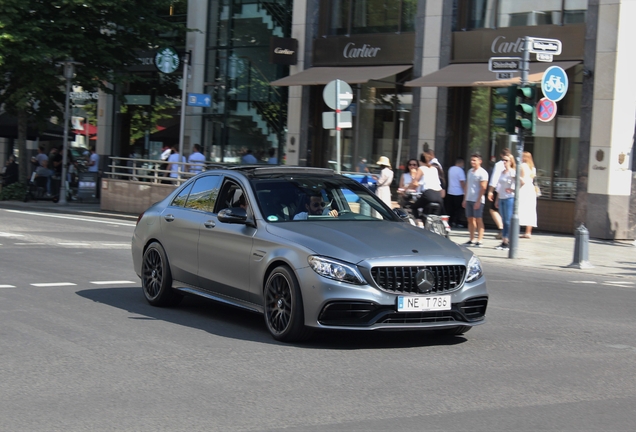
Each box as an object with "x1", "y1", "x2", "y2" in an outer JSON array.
[{"x1": 24, "y1": 174, "x2": 60, "y2": 203}]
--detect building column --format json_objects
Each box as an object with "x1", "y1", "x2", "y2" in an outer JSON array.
[
  {"x1": 283, "y1": 0, "x2": 309, "y2": 166},
  {"x1": 415, "y1": 0, "x2": 443, "y2": 159},
  {"x1": 584, "y1": 0, "x2": 636, "y2": 239},
  {"x1": 184, "y1": 0, "x2": 208, "y2": 158},
  {"x1": 96, "y1": 86, "x2": 114, "y2": 156}
]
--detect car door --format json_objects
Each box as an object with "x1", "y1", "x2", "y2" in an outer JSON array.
[
  {"x1": 159, "y1": 175, "x2": 222, "y2": 286},
  {"x1": 197, "y1": 178, "x2": 255, "y2": 302}
]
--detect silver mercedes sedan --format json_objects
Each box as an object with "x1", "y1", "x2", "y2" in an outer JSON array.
[{"x1": 132, "y1": 166, "x2": 487, "y2": 342}]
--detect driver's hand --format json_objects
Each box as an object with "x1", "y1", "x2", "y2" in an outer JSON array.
[{"x1": 328, "y1": 209, "x2": 339, "y2": 217}]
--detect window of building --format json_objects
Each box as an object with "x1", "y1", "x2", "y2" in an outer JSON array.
[
  {"x1": 454, "y1": 0, "x2": 587, "y2": 30},
  {"x1": 323, "y1": 0, "x2": 416, "y2": 35},
  {"x1": 322, "y1": 77, "x2": 412, "y2": 175}
]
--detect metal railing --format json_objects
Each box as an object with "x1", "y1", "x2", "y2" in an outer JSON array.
[{"x1": 105, "y1": 156, "x2": 205, "y2": 185}]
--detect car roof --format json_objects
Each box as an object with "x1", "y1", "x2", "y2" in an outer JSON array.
[{"x1": 202, "y1": 165, "x2": 336, "y2": 179}]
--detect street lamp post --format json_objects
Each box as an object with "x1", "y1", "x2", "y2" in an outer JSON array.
[{"x1": 57, "y1": 59, "x2": 81, "y2": 206}]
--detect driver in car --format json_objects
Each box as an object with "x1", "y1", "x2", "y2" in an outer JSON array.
[{"x1": 293, "y1": 193, "x2": 339, "y2": 220}]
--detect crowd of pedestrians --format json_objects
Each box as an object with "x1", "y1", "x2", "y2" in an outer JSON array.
[{"x1": 395, "y1": 144, "x2": 540, "y2": 249}]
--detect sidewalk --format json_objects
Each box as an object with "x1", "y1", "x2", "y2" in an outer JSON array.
[
  {"x1": 1, "y1": 199, "x2": 634, "y2": 278},
  {"x1": 450, "y1": 226, "x2": 636, "y2": 278}
]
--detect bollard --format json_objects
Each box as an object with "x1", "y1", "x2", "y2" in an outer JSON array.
[{"x1": 568, "y1": 224, "x2": 594, "y2": 269}]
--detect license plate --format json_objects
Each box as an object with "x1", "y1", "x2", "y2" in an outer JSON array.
[{"x1": 397, "y1": 295, "x2": 451, "y2": 312}]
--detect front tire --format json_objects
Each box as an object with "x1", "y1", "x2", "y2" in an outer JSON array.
[
  {"x1": 264, "y1": 266, "x2": 311, "y2": 342},
  {"x1": 141, "y1": 242, "x2": 182, "y2": 307}
]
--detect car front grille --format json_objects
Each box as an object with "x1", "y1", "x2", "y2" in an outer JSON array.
[{"x1": 370, "y1": 265, "x2": 465, "y2": 294}]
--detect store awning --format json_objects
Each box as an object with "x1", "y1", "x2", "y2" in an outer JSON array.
[
  {"x1": 405, "y1": 61, "x2": 580, "y2": 87},
  {"x1": 270, "y1": 65, "x2": 412, "y2": 86}
]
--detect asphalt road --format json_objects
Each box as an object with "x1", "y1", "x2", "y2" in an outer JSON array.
[{"x1": 1, "y1": 208, "x2": 635, "y2": 431}]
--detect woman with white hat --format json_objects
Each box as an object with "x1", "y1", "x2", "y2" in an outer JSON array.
[{"x1": 373, "y1": 156, "x2": 394, "y2": 208}]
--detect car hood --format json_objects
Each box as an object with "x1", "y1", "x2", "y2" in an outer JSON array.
[{"x1": 265, "y1": 221, "x2": 466, "y2": 264}]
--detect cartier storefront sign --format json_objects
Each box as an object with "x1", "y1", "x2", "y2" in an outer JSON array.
[
  {"x1": 453, "y1": 24, "x2": 585, "y2": 63},
  {"x1": 314, "y1": 33, "x2": 415, "y2": 67},
  {"x1": 270, "y1": 37, "x2": 298, "y2": 65}
]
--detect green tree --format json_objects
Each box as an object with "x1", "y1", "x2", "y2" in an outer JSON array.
[{"x1": 0, "y1": 0, "x2": 185, "y2": 182}]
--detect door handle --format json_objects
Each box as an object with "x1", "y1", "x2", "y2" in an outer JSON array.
[
  {"x1": 163, "y1": 214, "x2": 175, "y2": 222},
  {"x1": 204, "y1": 220, "x2": 216, "y2": 229}
]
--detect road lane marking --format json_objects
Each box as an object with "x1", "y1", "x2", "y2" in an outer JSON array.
[
  {"x1": 4, "y1": 210, "x2": 136, "y2": 227},
  {"x1": 31, "y1": 282, "x2": 77, "y2": 287},
  {"x1": 0, "y1": 232, "x2": 24, "y2": 237},
  {"x1": 57, "y1": 242, "x2": 91, "y2": 246},
  {"x1": 569, "y1": 281, "x2": 597, "y2": 284},
  {"x1": 90, "y1": 280, "x2": 135, "y2": 285},
  {"x1": 14, "y1": 243, "x2": 46, "y2": 245},
  {"x1": 101, "y1": 243, "x2": 130, "y2": 247},
  {"x1": 0, "y1": 285, "x2": 17, "y2": 288}
]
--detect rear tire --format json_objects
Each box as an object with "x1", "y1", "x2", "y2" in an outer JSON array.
[
  {"x1": 141, "y1": 242, "x2": 183, "y2": 307},
  {"x1": 264, "y1": 265, "x2": 311, "y2": 342}
]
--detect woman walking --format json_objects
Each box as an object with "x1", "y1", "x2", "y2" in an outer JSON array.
[
  {"x1": 494, "y1": 155, "x2": 515, "y2": 250},
  {"x1": 374, "y1": 156, "x2": 394, "y2": 208},
  {"x1": 518, "y1": 151, "x2": 538, "y2": 238}
]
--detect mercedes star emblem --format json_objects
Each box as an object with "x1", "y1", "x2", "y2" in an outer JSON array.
[{"x1": 415, "y1": 269, "x2": 436, "y2": 293}]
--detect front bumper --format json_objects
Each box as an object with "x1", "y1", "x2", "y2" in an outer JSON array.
[{"x1": 295, "y1": 266, "x2": 488, "y2": 331}]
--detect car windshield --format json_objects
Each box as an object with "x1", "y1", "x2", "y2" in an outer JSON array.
[{"x1": 251, "y1": 175, "x2": 398, "y2": 223}]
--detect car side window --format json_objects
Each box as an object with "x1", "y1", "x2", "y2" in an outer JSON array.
[
  {"x1": 171, "y1": 183, "x2": 193, "y2": 207},
  {"x1": 216, "y1": 180, "x2": 248, "y2": 213},
  {"x1": 184, "y1": 175, "x2": 222, "y2": 212}
]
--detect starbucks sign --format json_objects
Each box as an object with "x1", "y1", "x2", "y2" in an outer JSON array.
[{"x1": 154, "y1": 47, "x2": 180, "y2": 74}]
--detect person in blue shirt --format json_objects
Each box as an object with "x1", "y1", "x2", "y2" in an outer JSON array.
[{"x1": 241, "y1": 149, "x2": 258, "y2": 164}]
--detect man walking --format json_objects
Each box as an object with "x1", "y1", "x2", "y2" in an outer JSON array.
[
  {"x1": 463, "y1": 154, "x2": 489, "y2": 247},
  {"x1": 486, "y1": 148, "x2": 511, "y2": 239},
  {"x1": 446, "y1": 157, "x2": 466, "y2": 227},
  {"x1": 188, "y1": 144, "x2": 206, "y2": 174}
]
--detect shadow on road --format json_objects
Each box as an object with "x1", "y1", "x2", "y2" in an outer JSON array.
[{"x1": 76, "y1": 286, "x2": 468, "y2": 350}]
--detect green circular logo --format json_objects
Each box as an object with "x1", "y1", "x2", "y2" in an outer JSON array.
[{"x1": 154, "y1": 47, "x2": 180, "y2": 74}]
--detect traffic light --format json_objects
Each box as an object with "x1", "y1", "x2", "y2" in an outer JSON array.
[
  {"x1": 492, "y1": 85, "x2": 516, "y2": 134},
  {"x1": 515, "y1": 85, "x2": 537, "y2": 135}
]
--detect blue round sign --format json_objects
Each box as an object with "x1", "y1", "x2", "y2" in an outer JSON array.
[{"x1": 541, "y1": 66, "x2": 568, "y2": 102}]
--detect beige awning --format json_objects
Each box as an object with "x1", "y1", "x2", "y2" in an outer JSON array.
[
  {"x1": 405, "y1": 61, "x2": 580, "y2": 87},
  {"x1": 270, "y1": 65, "x2": 412, "y2": 86}
]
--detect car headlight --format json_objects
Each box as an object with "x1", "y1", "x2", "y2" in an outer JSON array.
[
  {"x1": 465, "y1": 254, "x2": 483, "y2": 283},
  {"x1": 308, "y1": 256, "x2": 366, "y2": 285}
]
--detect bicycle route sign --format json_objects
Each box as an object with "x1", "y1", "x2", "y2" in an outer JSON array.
[{"x1": 541, "y1": 65, "x2": 568, "y2": 102}]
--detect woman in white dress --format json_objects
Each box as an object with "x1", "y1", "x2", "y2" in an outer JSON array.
[
  {"x1": 374, "y1": 156, "x2": 394, "y2": 208},
  {"x1": 518, "y1": 151, "x2": 537, "y2": 238}
]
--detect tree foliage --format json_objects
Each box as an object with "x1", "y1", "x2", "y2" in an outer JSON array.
[{"x1": 0, "y1": 0, "x2": 185, "y2": 182}]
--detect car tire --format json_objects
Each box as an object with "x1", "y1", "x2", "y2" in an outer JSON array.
[
  {"x1": 264, "y1": 265, "x2": 311, "y2": 342},
  {"x1": 141, "y1": 242, "x2": 183, "y2": 307}
]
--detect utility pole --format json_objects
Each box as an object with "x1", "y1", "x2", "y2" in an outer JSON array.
[{"x1": 508, "y1": 37, "x2": 530, "y2": 259}]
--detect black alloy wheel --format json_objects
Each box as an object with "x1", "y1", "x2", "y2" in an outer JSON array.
[
  {"x1": 141, "y1": 242, "x2": 182, "y2": 307},
  {"x1": 264, "y1": 266, "x2": 310, "y2": 342}
]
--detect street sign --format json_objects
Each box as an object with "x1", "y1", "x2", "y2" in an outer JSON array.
[
  {"x1": 496, "y1": 72, "x2": 515, "y2": 80},
  {"x1": 187, "y1": 93, "x2": 212, "y2": 107},
  {"x1": 323, "y1": 79, "x2": 353, "y2": 110},
  {"x1": 541, "y1": 65, "x2": 569, "y2": 102},
  {"x1": 322, "y1": 111, "x2": 352, "y2": 129},
  {"x1": 488, "y1": 57, "x2": 522, "y2": 72},
  {"x1": 536, "y1": 97, "x2": 557, "y2": 122},
  {"x1": 536, "y1": 53, "x2": 553, "y2": 62},
  {"x1": 528, "y1": 37, "x2": 562, "y2": 55}
]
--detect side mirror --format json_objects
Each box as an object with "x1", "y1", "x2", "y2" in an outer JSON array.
[
  {"x1": 218, "y1": 207, "x2": 248, "y2": 224},
  {"x1": 393, "y1": 208, "x2": 410, "y2": 220}
]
